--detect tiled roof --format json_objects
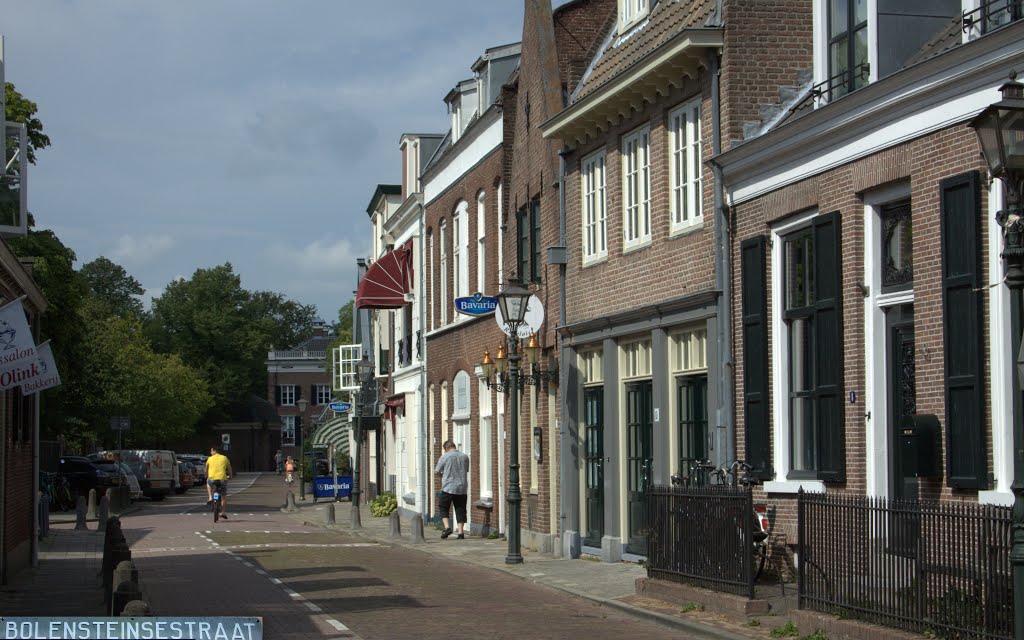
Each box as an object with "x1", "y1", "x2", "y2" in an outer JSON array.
[
  {"x1": 293, "y1": 335, "x2": 333, "y2": 352},
  {"x1": 573, "y1": 0, "x2": 717, "y2": 102},
  {"x1": 903, "y1": 14, "x2": 964, "y2": 68}
]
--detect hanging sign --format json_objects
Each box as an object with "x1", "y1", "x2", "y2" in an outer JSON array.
[
  {"x1": 0, "y1": 296, "x2": 36, "y2": 373},
  {"x1": 454, "y1": 292, "x2": 498, "y2": 317}
]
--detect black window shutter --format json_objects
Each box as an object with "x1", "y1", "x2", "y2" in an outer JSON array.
[
  {"x1": 310, "y1": 385, "x2": 317, "y2": 405},
  {"x1": 518, "y1": 208, "x2": 529, "y2": 284},
  {"x1": 275, "y1": 386, "x2": 282, "y2": 406},
  {"x1": 531, "y1": 199, "x2": 542, "y2": 282},
  {"x1": 295, "y1": 385, "x2": 302, "y2": 402},
  {"x1": 812, "y1": 211, "x2": 845, "y2": 481},
  {"x1": 940, "y1": 171, "x2": 986, "y2": 489},
  {"x1": 741, "y1": 236, "x2": 772, "y2": 480}
]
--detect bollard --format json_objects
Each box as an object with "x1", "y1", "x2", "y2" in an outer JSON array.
[
  {"x1": 121, "y1": 600, "x2": 151, "y2": 617},
  {"x1": 112, "y1": 580, "x2": 143, "y2": 616},
  {"x1": 325, "y1": 503, "x2": 335, "y2": 525},
  {"x1": 103, "y1": 541, "x2": 132, "y2": 608},
  {"x1": 283, "y1": 492, "x2": 298, "y2": 512},
  {"x1": 410, "y1": 514, "x2": 425, "y2": 544},
  {"x1": 97, "y1": 495, "x2": 110, "y2": 530},
  {"x1": 87, "y1": 489, "x2": 97, "y2": 518},
  {"x1": 113, "y1": 560, "x2": 138, "y2": 590},
  {"x1": 75, "y1": 496, "x2": 89, "y2": 530},
  {"x1": 38, "y1": 491, "x2": 50, "y2": 540},
  {"x1": 388, "y1": 511, "x2": 402, "y2": 538}
]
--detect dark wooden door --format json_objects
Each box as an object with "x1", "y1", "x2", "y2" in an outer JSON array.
[
  {"x1": 626, "y1": 381, "x2": 653, "y2": 555},
  {"x1": 584, "y1": 388, "x2": 604, "y2": 548}
]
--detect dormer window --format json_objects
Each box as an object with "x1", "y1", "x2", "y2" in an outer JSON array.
[
  {"x1": 619, "y1": 0, "x2": 649, "y2": 32},
  {"x1": 828, "y1": 0, "x2": 868, "y2": 99}
]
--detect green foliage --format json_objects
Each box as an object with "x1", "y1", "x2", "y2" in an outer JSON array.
[
  {"x1": 369, "y1": 491, "x2": 398, "y2": 517},
  {"x1": 80, "y1": 256, "x2": 145, "y2": 319},
  {"x1": 5, "y1": 83, "x2": 51, "y2": 164},
  {"x1": 486, "y1": 532, "x2": 500, "y2": 539},
  {"x1": 680, "y1": 602, "x2": 705, "y2": 613},
  {"x1": 770, "y1": 621, "x2": 800, "y2": 638},
  {"x1": 746, "y1": 619, "x2": 761, "y2": 627},
  {"x1": 800, "y1": 630, "x2": 827, "y2": 640},
  {"x1": 324, "y1": 299, "x2": 354, "y2": 375}
]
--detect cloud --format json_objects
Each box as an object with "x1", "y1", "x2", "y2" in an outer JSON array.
[
  {"x1": 110, "y1": 234, "x2": 176, "y2": 266},
  {"x1": 277, "y1": 237, "x2": 362, "y2": 274}
]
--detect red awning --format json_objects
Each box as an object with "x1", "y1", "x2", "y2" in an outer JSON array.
[{"x1": 355, "y1": 240, "x2": 414, "y2": 309}]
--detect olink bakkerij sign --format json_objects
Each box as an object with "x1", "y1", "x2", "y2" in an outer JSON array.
[
  {"x1": 454, "y1": 292, "x2": 497, "y2": 317},
  {"x1": 1, "y1": 617, "x2": 262, "y2": 639}
]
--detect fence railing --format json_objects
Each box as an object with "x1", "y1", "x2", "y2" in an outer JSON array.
[
  {"x1": 798, "y1": 491, "x2": 1013, "y2": 640},
  {"x1": 647, "y1": 484, "x2": 755, "y2": 598}
]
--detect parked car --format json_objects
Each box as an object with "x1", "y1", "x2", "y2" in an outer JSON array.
[
  {"x1": 57, "y1": 456, "x2": 121, "y2": 497},
  {"x1": 175, "y1": 461, "x2": 194, "y2": 493},
  {"x1": 178, "y1": 454, "x2": 208, "y2": 486},
  {"x1": 117, "y1": 462, "x2": 142, "y2": 500},
  {"x1": 97, "y1": 450, "x2": 176, "y2": 500}
]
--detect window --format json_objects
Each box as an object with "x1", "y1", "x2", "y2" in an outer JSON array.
[
  {"x1": 278, "y1": 384, "x2": 296, "y2": 406},
  {"x1": 580, "y1": 349, "x2": 604, "y2": 384},
  {"x1": 622, "y1": 126, "x2": 652, "y2": 250},
  {"x1": 880, "y1": 199, "x2": 912, "y2": 291},
  {"x1": 619, "y1": 0, "x2": 649, "y2": 31},
  {"x1": 315, "y1": 385, "x2": 331, "y2": 405},
  {"x1": 281, "y1": 416, "x2": 296, "y2": 447},
  {"x1": 440, "y1": 219, "x2": 448, "y2": 325},
  {"x1": 778, "y1": 211, "x2": 844, "y2": 480},
  {"x1": 621, "y1": 339, "x2": 652, "y2": 379},
  {"x1": 477, "y1": 191, "x2": 487, "y2": 293},
  {"x1": 673, "y1": 328, "x2": 708, "y2": 480},
  {"x1": 479, "y1": 379, "x2": 493, "y2": 498},
  {"x1": 332, "y1": 344, "x2": 362, "y2": 391},
  {"x1": 453, "y1": 371, "x2": 471, "y2": 419},
  {"x1": 828, "y1": 0, "x2": 868, "y2": 99},
  {"x1": 517, "y1": 198, "x2": 542, "y2": 283},
  {"x1": 672, "y1": 328, "x2": 707, "y2": 373},
  {"x1": 669, "y1": 100, "x2": 702, "y2": 231},
  {"x1": 427, "y1": 230, "x2": 434, "y2": 331},
  {"x1": 582, "y1": 151, "x2": 608, "y2": 263},
  {"x1": 496, "y1": 181, "x2": 504, "y2": 284},
  {"x1": 453, "y1": 208, "x2": 463, "y2": 301}
]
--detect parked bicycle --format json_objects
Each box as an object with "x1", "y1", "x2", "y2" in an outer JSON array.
[{"x1": 40, "y1": 471, "x2": 74, "y2": 512}]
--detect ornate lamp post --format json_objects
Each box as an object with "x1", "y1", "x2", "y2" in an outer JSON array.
[
  {"x1": 351, "y1": 353, "x2": 375, "y2": 529},
  {"x1": 297, "y1": 397, "x2": 308, "y2": 500},
  {"x1": 967, "y1": 72, "x2": 1024, "y2": 640},
  {"x1": 494, "y1": 277, "x2": 532, "y2": 565}
]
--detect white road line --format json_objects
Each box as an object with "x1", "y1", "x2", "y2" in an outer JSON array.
[
  {"x1": 304, "y1": 602, "x2": 322, "y2": 612},
  {"x1": 325, "y1": 620, "x2": 349, "y2": 632}
]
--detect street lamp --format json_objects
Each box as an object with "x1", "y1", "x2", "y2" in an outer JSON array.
[
  {"x1": 967, "y1": 71, "x2": 1024, "y2": 640},
  {"x1": 297, "y1": 397, "x2": 308, "y2": 500},
  {"x1": 351, "y1": 353, "x2": 375, "y2": 529},
  {"x1": 494, "y1": 276, "x2": 532, "y2": 565},
  {"x1": 480, "y1": 332, "x2": 559, "y2": 392}
]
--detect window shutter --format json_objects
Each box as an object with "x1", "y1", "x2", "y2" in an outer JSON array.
[
  {"x1": 531, "y1": 199, "x2": 542, "y2": 283},
  {"x1": 741, "y1": 236, "x2": 772, "y2": 480},
  {"x1": 275, "y1": 386, "x2": 281, "y2": 406},
  {"x1": 518, "y1": 208, "x2": 529, "y2": 284},
  {"x1": 940, "y1": 171, "x2": 986, "y2": 489},
  {"x1": 812, "y1": 211, "x2": 845, "y2": 481},
  {"x1": 295, "y1": 385, "x2": 302, "y2": 401}
]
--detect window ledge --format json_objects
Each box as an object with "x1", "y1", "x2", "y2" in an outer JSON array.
[
  {"x1": 623, "y1": 239, "x2": 652, "y2": 254},
  {"x1": 473, "y1": 496, "x2": 494, "y2": 509},
  {"x1": 402, "y1": 492, "x2": 417, "y2": 505},
  {"x1": 669, "y1": 220, "x2": 704, "y2": 238},
  {"x1": 763, "y1": 480, "x2": 825, "y2": 495},
  {"x1": 979, "y1": 490, "x2": 1014, "y2": 507},
  {"x1": 582, "y1": 255, "x2": 609, "y2": 268}
]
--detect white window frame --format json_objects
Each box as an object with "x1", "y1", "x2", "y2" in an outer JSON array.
[
  {"x1": 427, "y1": 230, "x2": 434, "y2": 332},
  {"x1": 440, "y1": 219, "x2": 449, "y2": 326},
  {"x1": 316, "y1": 384, "x2": 331, "y2": 405},
  {"x1": 619, "y1": 0, "x2": 649, "y2": 32},
  {"x1": 669, "y1": 99, "x2": 703, "y2": 232},
  {"x1": 281, "y1": 415, "x2": 296, "y2": 447},
  {"x1": 580, "y1": 349, "x2": 604, "y2": 384},
  {"x1": 454, "y1": 201, "x2": 470, "y2": 301},
  {"x1": 621, "y1": 126, "x2": 652, "y2": 251},
  {"x1": 620, "y1": 338, "x2": 652, "y2": 380},
  {"x1": 479, "y1": 378, "x2": 493, "y2": 498},
  {"x1": 280, "y1": 384, "x2": 296, "y2": 406},
  {"x1": 582, "y1": 150, "x2": 608, "y2": 264},
  {"x1": 497, "y1": 180, "x2": 505, "y2": 286},
  {"x1": 477, "y1": 191, "x2": 487, "y2": 293},
  {"x1": 671, "y1": 327, "x2": 707, "y2": 374},
  {"x1": 333, "y1": 344, "x2": 363, "y2": 392},
  {"x1": 452, "y1": 371, "x2": 471, "y2": 420},
  {"x1": 812, "y1": 0, "x2": 878, "y2": 105},
  {"x1": 766, "y1": 209, "x2": 828, "y2": 495}
]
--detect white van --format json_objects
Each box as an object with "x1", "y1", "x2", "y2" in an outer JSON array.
[{"x1": 100, "y1": 450, "x2": 176, "y2": 500}]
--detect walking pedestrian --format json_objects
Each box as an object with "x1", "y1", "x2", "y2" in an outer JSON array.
[
  {"x1": 274, "y1": 449, "x2": 283, "y2": 475},
  {"x1": 434, "y1": 439, "x2": 469, "y2": 539},
  {"x1": 285, "y1": 456, "x2": 296, "y2": 484}
]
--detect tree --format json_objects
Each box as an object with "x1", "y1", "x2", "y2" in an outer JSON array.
[
  {"x1": 323, "y1": 299, "x2": 355, "y2": 378},
  {"x1": 5, "y1": 83, "x2": 51, "y2": 164},
  {"x1": 145, "y1": 263, "x2": 315, "y2": 424},
  {"x1": 80, "y1": 256, "x2": 145, "y2": 319}
]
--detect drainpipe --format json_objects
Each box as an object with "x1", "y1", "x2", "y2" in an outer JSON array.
[
  {"x1": 32, "y1": 391, "x2": 39, "y2": 568},
  {"x1": 709, "y1": 49, "x2": 735, "y2": 467},
  {"x1": 417, "y1": 197, "x2": 428, "y2": 521},
  {"x1": 557, "y1": 147, "x2": 578, "y2": 558}
]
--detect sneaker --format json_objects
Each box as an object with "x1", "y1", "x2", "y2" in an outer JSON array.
[
  {"x1": 456, "y1": 534, "x2": 465, "y2": 540},
  {"x1": 220, "y1": 513, "x2": 228, "y2": 520},
  {"x1": 441, "y1": 527, "x2": 453, "y2": 539}
]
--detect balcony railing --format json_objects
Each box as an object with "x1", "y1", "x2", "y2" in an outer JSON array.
[
  {"x1": 268, "y1": 349, "x2": 327, "y2": 360},
  {"x1": 963, "y1": 0, "x2": 1024, "y2": 38},
  {"x1": 811, "y1": 62, "x2": 871, "y2": 106}
]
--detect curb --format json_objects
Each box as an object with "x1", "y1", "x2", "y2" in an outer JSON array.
[{"x1": 287, "y1": 506, "x2": 750, "y2": 640}]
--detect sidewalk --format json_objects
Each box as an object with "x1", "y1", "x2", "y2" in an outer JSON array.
[{"x1": 282, "y1": 495, "x2": 762, "y2": 640}]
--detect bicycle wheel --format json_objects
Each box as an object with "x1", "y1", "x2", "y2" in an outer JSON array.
[
  {"x1": 213, "y1": 496, "x2": 220, "y2": 523},
  {"x1": 753, "y1": 543, "x2": 767, "y2": 580}
]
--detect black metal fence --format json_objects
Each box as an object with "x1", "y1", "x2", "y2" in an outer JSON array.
[
  {"x1": 798, "y1": 491, "x2": 1013, "y2": 640},
  {"x1": 647, "y1": 484, "x2": 755, "y2": 598}
]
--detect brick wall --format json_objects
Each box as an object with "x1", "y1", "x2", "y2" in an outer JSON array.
[{"x1": 729, "y1": 124, "x2": 991, "y2": 548}]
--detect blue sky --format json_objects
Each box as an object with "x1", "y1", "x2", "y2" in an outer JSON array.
[{"x1": 0, "y1": 1, "x2": 534, "y2": 321}]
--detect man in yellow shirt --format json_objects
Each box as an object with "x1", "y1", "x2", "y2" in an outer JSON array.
[{"x1": 205, "y1": 445, "x2": 233, "y2": 518}]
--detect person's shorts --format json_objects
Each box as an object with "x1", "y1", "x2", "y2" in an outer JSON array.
[
  {"x1": 208, "y1": 479, "x2": 228, "y2": 493},
  {"x1": 438, "y1": 491, "x2": 468, "y2": 523}
]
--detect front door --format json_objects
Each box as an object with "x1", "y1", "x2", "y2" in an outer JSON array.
[
  {"x1": 888, "y1": 304, "x2": 918, "y2": 556},
  {"x1": 626, "y1": 381, "x2": 653, "y2": 555},
  {"x1": 678, "y1": 376, "x2": 708, "y2": 485},
  {"x1": 583, "y1": 388, "x2": 604, "y2": 548}
]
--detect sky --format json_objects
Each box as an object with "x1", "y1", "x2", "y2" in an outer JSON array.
[{"x1": 0, "y1": 1, "x2": 538, "y2": 322}]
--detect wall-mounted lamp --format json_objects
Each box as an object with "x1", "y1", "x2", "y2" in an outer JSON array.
[{"x1": 479, "y1": 333, "x2": 558, "y2": 391}]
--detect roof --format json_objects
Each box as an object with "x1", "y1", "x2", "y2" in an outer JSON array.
[
  {"x1": 365, "y1": 184, "x2": 401, "y2": 216},
  {"x1": 572, "y1": 0, "x2": 718, "y2": 102},
  {"x1": 293, "y1": 334, "x2": 333, "y2": 351}
]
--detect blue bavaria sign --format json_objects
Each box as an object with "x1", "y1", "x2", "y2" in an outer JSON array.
[
  {"x1": 454, "y1": 292, "x2": 498, "y2": 316},
  {"x1": 328, "y1": 401, "x2": 352, "y2": 412}
]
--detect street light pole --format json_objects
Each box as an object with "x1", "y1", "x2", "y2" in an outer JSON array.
[
  {"x1": 506, "y1": 334, "x2": 524, "y2": 565},
  {"x1": 297, "y1": 398, "x2": 308, "y2": 501},
  {"x1": 352, "y1": 354, "x2": 375, "y2": 530},
  {"x1": 967, "y1": 73, "x2": 1024, "y2": 640}
]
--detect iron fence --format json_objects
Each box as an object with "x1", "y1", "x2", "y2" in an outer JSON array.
[
  {"x1": 647, "y1": 484, "x2": 755, "y2": 598},
  {"x1": 798, "y1": 491, "x2": 1012, "y2": 640}
]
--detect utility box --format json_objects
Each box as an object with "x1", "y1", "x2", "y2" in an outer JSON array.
[{"x1": 899, "y1": 414, "x2": 940, "y2": 478}]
